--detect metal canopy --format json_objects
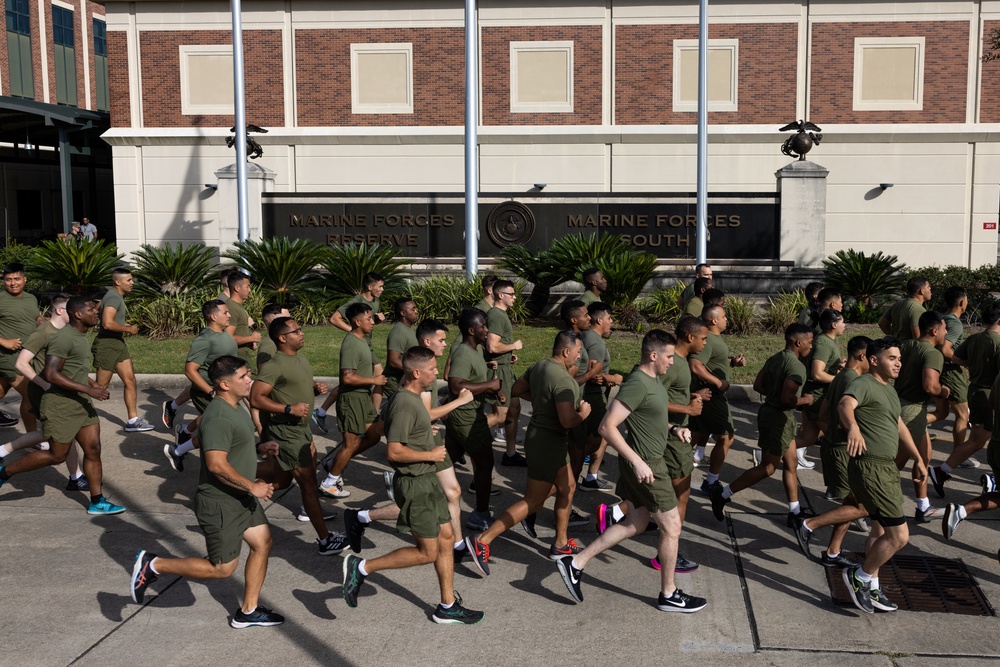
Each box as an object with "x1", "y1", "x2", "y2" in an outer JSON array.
[{"x1": 0, "y1": 96, "x2": 108, "y2": 148}]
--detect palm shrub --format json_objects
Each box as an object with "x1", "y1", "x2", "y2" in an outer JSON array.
[
  {"x1": 597, "y1": 250, "x2": 658, "y2": 314},
  {"x1": 547, "y1": 233, "x2": 634, "y2": 281},
  {"x1": 823, "y1": 249, "x2": 906, "y2": 309},
  {"x1": 761, "y1": 290, "x2": 805, "y2": 334},
  {"x1": 406, "y1": 274, "x2": 528, "y2": 325},
  {"x1": 637, "y1": 280, "x2": 685, "y2": 324},
  {"x1": 222, "y1": 237, "x2": 327, "y2": 305},
  {"x1": 28, "y1": 239, "x2": 123, "y2": 295},
  {"x1": 130, "y1": 287, "x2": 214, "y2": 339},
  {"x1": 496, "y1": 245, "x2": 561, "y2": 317},
  {"x1": 131, "y1": 242, "x2": 217, "y2": 298},
  {"x1": 291, "y1": 291, "x2": 338, "y2": 326},
  {"x1": 0, "y1": 241, "x2": 35, "y2": 270},
  {"x1": 318, "y1": 242, "x2": 408, "y2": 304},
  {"x1": 724, "y1": 294, "x2": 758, "y2": 336}
]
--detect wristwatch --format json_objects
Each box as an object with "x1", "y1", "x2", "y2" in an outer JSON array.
[{"x1": 284, "y1": 404, "x2": 292, "y2": 414}]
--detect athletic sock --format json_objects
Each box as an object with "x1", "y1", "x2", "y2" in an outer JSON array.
[
  {"x1": 324, "y1": 473, "x2": 342, "y2": 487},
  {"x1": 169, "y1": 401, "x2": 179, "y2": 411},
  {"x1": 70, "y1": 471, "x2": 84, "y2": 480},
  {"x1": 316, "y1": 407, "x2": 327, "y2": 418},
  {"x1": 826, "y1": 550, "x2": 838, "y2": 558},
  {"x1": 694, "y1": 445, "x2": 706, "y2": 460},
  {"x1": 358, "y1": 560, "x2": 369, "y2": 576},
  {"x1": 439, "y1": 600, "x2": 454, "y2": 609},
  {"x1": 871, "y1": 577, "x2": 880, "y2": 590},
  {"x1": 856, "y1": 568, "x2": 873, "y2": 583},
  {"x1": 611, "y1": 504, "x2": 626, "y2": 521},
  {"x1": 788, "y1": 501, "x2": 801, "y2": 514},
  {"x1": 957, "y1": 505, "x2": 968, "y2": 520},
  {"x1": 175, "y1": 441, "x2": 195, "y2": 456},
  {"x1": 916, "y1": 497, "x2": 930, "y2": 512},
  {"x1": 722, "y1": 485, "x2": 734, "y2": 500},
  {"x1": 358, "y1": 510, "x2": 371, "y2": 524},
  {"x1": 0, "y1": 444, "x2": 11, "y2": 457},
  {"x1": 570, "y1": 557, "x2": 582, "y2": 571},
  {"x1": 941, "y1": 462, "x2": 954, "y2": 475},
  {"x1": 180, "y1": 424, "x2": 191, "y2": 435},
  {"x1": 706, "y1": 472, "x2": 719, "y2": 485},
  {"x1": 454, "y1": 540, "x2": 466, "y2": 550},
  {"x1": 801, "y1": 522, "x2": 813, "y2": 534},
  {"x1": 585, "y1": 473, "x2": 597, "y2": 482},
  {"x1": 149, "y1": 558, "x2": 160, "y2": 575},
  {"x1": 127, "y1": 417, "x2": 139, "y2": 425}
]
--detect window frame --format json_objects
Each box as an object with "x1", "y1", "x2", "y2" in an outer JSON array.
[
  {"x1": 672, "y1": 38, "x2": 739, "y2": 113},
  {"x1": 509, "y1": 40, "x2": 574, "y2": 114},
  {"x1": 852, "y1": 36, "x2": 925, "y2": 111},
  {"x1": 350, "y1": 42, "x2": 414, "y2": 115}
]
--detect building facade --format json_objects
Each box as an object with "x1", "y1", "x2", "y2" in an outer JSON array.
[{"x1": 101, "y1": 0, "x2": 1000, "y2": 268}]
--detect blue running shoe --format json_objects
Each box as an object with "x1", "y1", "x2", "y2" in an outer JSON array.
[{"x1": 88, "y1": 496, "x2": 126, "y2": 515}]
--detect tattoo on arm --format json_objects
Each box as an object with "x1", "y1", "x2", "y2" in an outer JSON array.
[{"x1": 216, "y1": 471, "x2": 251, "y2": 493}]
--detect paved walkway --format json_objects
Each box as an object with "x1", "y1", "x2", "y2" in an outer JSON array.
[{"x1": 1, "y1": 382, "x2": 998, "y2": 666}]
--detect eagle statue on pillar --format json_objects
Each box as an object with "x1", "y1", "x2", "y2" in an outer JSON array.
[{"x1": 779, "y1": 120, "x2": 823, "y2": 160}]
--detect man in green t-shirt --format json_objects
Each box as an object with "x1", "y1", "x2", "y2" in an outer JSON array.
[
  {"x1": 341, "y1": 346, "x2": 485, "y2": 624},
  {"x1": 840, "y1": 337, "x2": 926, "y2": 615},
  {"x1": 466, "y1": 330, "x2": 591, "y2": 576},
  {"x1": 254, "y1": 302, "x2": 291, "y2": 369},
  {"x1": 474, "y1": 274, "x2": 498, "y2": 314},
  {"x1": 485, "y1": 279, "x2": 526, "y2": 465},
  {"x1": 553, "y1": 329, "x2": 708, "y2": 613},
  {"x1": 930, "y1": 286, "x2": 971, "y2": 465},
  {"x1": 0, "y1": 262, "x2": 41, "y2": 429},
  {"x1": 798, "y1": 287, "x2": 842, "y2": 335},
  {"x1": 879, "y1": 276, "x2": 931, "y2": 341},
  {"x1": 251, "y1": 317, "x2": 347, "y2": 556},
  {"x1": 0, "y1": 297, "x2": 124, "y2": 515},
  {"x1": 683, "y1": 277, "x2": 712, "y2": 319},
  {"x1": 129, "y1": 355, "x2": 285, "y2": 629},
  {"x1": 93, "y1": 268, "x2": 154, "y2": 433},
  {"x1": 224, "y1": 273, "x2": 262, "y2": 371},
  {"x1": 794, "y1": 308, "x2": 845, "y2": 470},
  {"x1": 559, "y1": 300, "x2": 602, "y2": 514},
  {"x1": 677, "y1": 263, "x2": 712, "y2": 311},
  {"x1": 709, "y1": 323, "x2": 814, "y2": 526},
  {"x1": 581, "y1": 302, "x2": 623, "y2": 495},
  {"x1": 382, "y1": 297, "x2": 420, "y2": 400},
  {"x1": 579, "y1": 267, "x2": 606, "y2": 306}
]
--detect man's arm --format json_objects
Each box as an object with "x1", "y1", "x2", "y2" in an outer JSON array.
[
  {"x1": 43, "y1": 355, "x2": 108, "y2": 400},
  {"x1": 752, "y1": 366, "x2": 766, "y2": 395},
  {"x1": 448, "y1": 374, "x2": 500, "y2": 397},
  {"x1": 598, "y1": 399, "x2": 655, "y2": 484},
  {"x1": 780, "y1": 378, "x2": 811, "y2": 409},
  {"x1": 185, "y1": 360, "x2": 214, "y2": 394},
  {"x1": 386, "y1": 440, "x2": 447, "y2": 464},
  {"x1": 838, "y1": 395, "x2": 865, "y2": 457},
  {"x1": 810, "y1": 357, "x2": 837, "y2": 384},
  {"x1": 669, "y1": 394, "x2": 703, "y2": 416},
  {"x1": 203, "y1": 450, "x2": 273, "y2": 500},
  {"x1": 225, "y1": 323, "x2": 261, "y2": 347},
  {"x1": 921, "y1": 368, "x2": 948, "y2": 400},
  {"x1": 486, "y1": 332, "x2": 522, "y2": 355},
  {"x1": 329, "y1": 310, "x2": 351, "y2": 332},
  {"x1": 509, "y1": 374, "x2": 531, "y2": 401},
  {"x1": 690, "y1": 357, "x2": 728, "y2": 392},
  {"x1": 100, "y1": 305, "x2": 138, "y2": 335},
  {"x1": 341, "y1": 367, "x2": 386, "y2": 387},
  {"x1": 556, "y1": 398, "x2": 590, "y2": 430},
  {"x1": 15, "y1": 348, "x2": 47, "y2": 389},
  {"x1": 425, "y1": 387, "x2": 473, "y2": 420},
  {"x1": 249, "y1": 379, "x2": 311, "y2": 418},
  {"x1": 878, "y1": 315, "x2": 892, "y2": 335}
]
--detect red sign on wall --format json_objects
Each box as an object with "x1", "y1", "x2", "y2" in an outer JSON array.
[{"x1": 985, "y1": 222, "x2": 997, "y2": 230}]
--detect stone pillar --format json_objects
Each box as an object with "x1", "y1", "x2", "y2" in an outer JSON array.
[
  {"x1": 775, "y1": 160, "x2": 828, "y2": 269},
  {"x1": 214, "y1": 162, "x2": 276, "y2": 253}
]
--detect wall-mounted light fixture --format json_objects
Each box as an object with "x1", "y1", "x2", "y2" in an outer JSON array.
[
  {"x1": 205, "y1": 184, "x2": 218, "y2": 190},
  {"x1": 879, "y1": 183, "x2": 894, "y2": 190}
]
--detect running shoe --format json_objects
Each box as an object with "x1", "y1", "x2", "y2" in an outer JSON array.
[
  {"x1": 699, "y1": 479, "x2": 720, "y2": 495},
  {"x1": 319, "y1": 477, "x2": 351, "y2": 499},
  {"x1": 453, "y1": 454, "x2": 467, "y2": 468},
  {"x1": 318, "y1": 532, "x2": 349, "y2": 556},
  {"x1": 464, "y1": 535, "x2": 491, "y2": 576},
  {"x1": 578, "y1": 476, "x2": 612, "y2": 492},
  {"x1": 942, "y1": 502, "x2": 963, "y2": 540},
  {"x1": 958, "y1": 457, "x2": 981, "y2": 469},
  {"x1": 595, "y1": 503, "x2": 617, "y2": 535},
  {"x1": 467, "y1": 481, "x2": 500, "y2": 496},
  {"x1": 674, "y1": 554, "x2": 700, "y2": 573},
  {"x1": 981, "y1": 473, "x2": 996, "y2": 494},
  {"x1": 124, "y1": 418, "x2": 155, "y2": 433},
  {"x1": 842, "y1": 566, "x2": 874, "y2": 614},
  {"x1": 130, "y1": 550, "x2": 159, "y2": 603},
  {"x1": 825, "y1": 487, "x2": 843, "y2": 502},
  {"x1": 501, "y1": 452, "x2": 527, "y2": 467},
  {"x1": 342, "y1": 555, "x2": 367, "y2": 607},
  {"x1": 796, "y1": 449, "x2": 816, "y2": 470},
  {"x1": 163, "y1": 443, "x2": 185, "y2": 472},
  {"x1": 657, "y1": 589, "x2": 707, "y2": 613},
  {"x1": 465, "y1": 510, "x2": 495, "y2": 532},
  {"x1": 709, "y1": 484, "x2": 729, "y2": 522},
  {"x1": 852, "y1": 517, "x2": 870, "y2": 533},
  {"x1": 548, "y1": 538, "x2": 583, "y2": 560},
  {"x1": 520, "y1": 512, "x2": 538, "y2": 539},
  {"x1": 230, "y1": 606, "x2": 285, "y2": 628},
  {"x1": 794, "y1": 520, "x2": 813, "y2": 557},
  {"x1": 752, "y1": 448, "x2": 761, "y2": 467},
  {"x1": 820, "y1": 551, "x2": 856, "y2": 568},
  {"x1": 175, "y1": 424, "x2": 192, "y2": 447},
  {"x1": 161, "y1": 400, "x2": 177, "y2": 429},
  {"x1": 929, "y1": 466, "x2": 950, "y2": 498},
  {"x1": 33, "y1": 441, "x2": 49, "y2": 451},
  {"x1": 296, "y1": 506, "x2": 337, "y2": 522},
  {"x1": 432, "y1": 592, "x2": 484, "y2": 625},
  {"x1": 869, "y1": 588, "x2": 898, "y2": 612},
  {"x1": 88, "y1": 496, "x2": 126, "y2": 515},
  {"x1": 453, "y1": 546, "x2": 468, "y2": 564},
  {"x1": 555, "y1": 555, "x2": 583, "y2": 602},
  {"x1": 344, "y1": 509, "x2": 367, "y2": 553},
  {"x1": 567, "y1": 509, "x2": 589, "y2": 527},
  {"x1": 914, "y1": 505, "x2": 943, "y2": 524},
  {"x1": 0, "y1": 411, "x2": 18, "y2": 427},
  {"x1": 311, "y1": 409, "x2": 328, "y2": 434},
  {"x1": 383, "y1": 470, "x2": 396, "y2": 501},
  {"x1": 65, "y1": 476, "x2": 89, "y2": 492}
]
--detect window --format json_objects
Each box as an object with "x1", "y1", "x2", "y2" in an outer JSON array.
[
  {"x1": 673, "y1": 39, "x2": 739, "y2": 112},
  {"x1": 853, "y1": 37, "x2": 924, "y2": 111},
  {"x1": 179, "y1": 44, "x2": 234, "y2": 115},
  {"x1": 5, "y1": 0, "x2": 33, "y2": 98},
  {"x1": 509, "y1": 41, "x2": 573, "y2": 113},
  {"x1": 53, "y1": 5, "x2": 77, "y2": 106},
  {"x1": 93, "y1": 18, "x2": 108, "y2": 111},
  {"x1": 351, "y1": 43, "x2": 413, "y2": 114}
]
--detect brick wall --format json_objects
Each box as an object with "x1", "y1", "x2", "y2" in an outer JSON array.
[
  {"x1": 295, "y1": 27, "x2": 464, "y2": 127},
  {"x1": 139, "y1": 29, "x2": 284, "y2": 128},
  {"x1": 481, "y1": 25, "x2": 602, "y2": 126},
  {"x1": 981, "y1": 20, "x2": 1000, "y2": 123},
  {"x1": 616, "y1": 23, "x2": 797, "y2": 125},
  {"x1": 108, "y1": 29, "x2": 129, "y2": 126},
  {"x1": 86, "y1": 0, "x2": 103, "y2": 111},
  {"x1": 29, "y1": 0, "x2": 43, "y2": 101},
  {"x1": 810, "y1": 21, "x2": 968, "y2": 123}
]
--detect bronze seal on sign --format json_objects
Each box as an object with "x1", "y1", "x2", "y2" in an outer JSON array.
[{"x1": 486, "y1": 200, "x2": 535, "y2": 248}]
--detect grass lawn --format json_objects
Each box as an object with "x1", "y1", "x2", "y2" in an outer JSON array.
[{"x1": 123, "y1": 322, "x2": 886, "y2": 384}]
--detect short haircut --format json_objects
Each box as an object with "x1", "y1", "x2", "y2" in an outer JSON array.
[
  {"x1": 582, "y1": 267, "x2": 602, "y2": 285},
  {"x1": 587, "y1": 301, "x2": 611, "y2": 320},
  {"x1": 394, "y1": 296, "x2": 415, "y2": 319},
  {"x1": 944, "y1": 286, "x2": 967, "y2": 309},
  {"x1": 560, "y1": 299, "x2": 587, "y2": 326},
  {"x1": 552, "y1": 329, "x2": 581, "y2": 356},
  {"x1": 702, "y1": 304, "x2": 725, "y2": 322},
  {"x1": 345, "y1": 301, "x2": 372, "y2": 325},
  {"x1": 481, "y1": 273, "x2": 499, "y2": 292},
  {"x1": 202, "y1": 299, "x2": 226, "y2": 322},
  {"x1": 702, "y1": 288, "x2": 725, "y2": 307},
  {"x1": 261, "y1": 302, "x2": 286, "y2": 322},
  {"x1": 66, "y1": 295, "x2": 92, "y2": 318},
  {"x1": 847, "y1": 335, "x2": 873, "y2": 358},
  {"x1": 818, "y1": 308, "x2": 843, "y2": 332},
  {"x1": 458, "y1": 307, "x2": 485, "y2": 336},
  {"x1": 641, "y1": 329, "x2": 677, "y2": 358},
  {"x1": 227, "y1": 272, "x2": 249, "y2": 291},
  {"x1": 676, "y1": 314, "x2": 707, "y2": 340},
  {"x1": 906, "y1": 276, "x2": 929, "y2": 296},
  {"x1": 416, "y1": 318, "x2": 448, "y2": 343},
  {"x1": 268, "y1": 316, "x2": 295, "y2": 343},
  {"x1": 402, "y1": 345, "x2": 436, "y2": 372},
  {"x1": 50, "y1": 293, "x2": 72, "y2": 312},
  {"x1": 693, "y1": 276, "x2": 712, "y2": 295},
  {"x1": 208, "y1": 355, "x2": 248, "y2": 385},
  {"x1": 817, "y1": 287, "x2": 841, "y2": 307},
  {"x1": 2, "y1": 263, "x2": 24, "y2": 277},
  {"x1": 784, "y1": 322, "x2": 814, "y2": 344},
  {"x1": 112, "y1": 267, "x2": 132, "y2": 280},
  {"x1": 918, "y1": 310, "x2": 945, "y2": 336},
  {"x1": 984, "y1": 301, "x2": 1000, "y2": 326},
  {"x1": 363, "y1": 272, "x2": 384, "y2": 289},
  {"x1": 695, "y1": 263, "x2": 711, "y2": 275},
  {"x1": 217, "y1": 267, "x2": 238, "y2": 286},
  {"x1": 492, "y1": 279, "x2": 515, "y2": 298},
  {"x1": 867, "y1": 336, "x2": 901, "y2": 360},
  {"x1": 804, "y1": 282, "x2": 824, "y2": 301}
]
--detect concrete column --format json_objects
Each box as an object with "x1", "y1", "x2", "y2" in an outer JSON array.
[
  {"x1": 214, "y1": 162, "x2": 275, "y2": 253},
  {"x1": 775, "y1": 159, "x2": 828, "y2": 269}
]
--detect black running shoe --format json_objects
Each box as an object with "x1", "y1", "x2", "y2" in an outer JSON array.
[
  {"x1": 344, "y1": 509, "x2": 367, "y2": 553},
  {"x1": 318, "y1": 532, "x2": 348, "y2": 556},
  {"x1": 342, "y1": 555, "x2": 366, "y2": 607},
  {"x1": 520, "y1": 512, "x2": 538, "y2": 539},
  {"x1": 0, "y1": 411, "x2": 18, "y2": 427},
  {"x1": 65, "y1": 476, "x2": 89, "y2": 492},
  {"x1": 230, "y1": 606, "x2": 285, "y2": 628},
  {"x1": 130, "y1": 550, "x2": 159, "y2": 604},
  {"x1": 567, "y1": 509, "x2": 589, "y2": 527},
  {"x1": 555, "y1": 555, "x2": 583, "y2": 603},
  {"x1": 432, "y1": 592, "x2": 484, "y2": 625},
  {"x1": 929, "y1": 466, "x2": 950, "y2": 498},
  {"x1": 709, "y1": 484, "x2": 729, "y2": 522},
  {"x1": 657, "y1": 588, "x2": 707, "y2": 613},
  {"x1": 820, "y1": 551, "x2": 856, "y2": 568},
  {"x1": 674, "y1": 554, "x2": 699, "y2": 573},
  {"x1": 869, "y1": 588, "x2": 898, "y2": 612},
  {"x1": 162, "y1": 400, "x2": 177, "y2": 429},
  {"x1": 842, "y1": 566, "x2": 874, "y2": 614},
  {"x1": 501, "y1": 452, "x2": 528, "y2": 467},
  {"x1": 464, "y1": 535, "x2": 491, "y2": 576},
  {"x1": 467, "y1": 481, "x2": 501, "y2": 496},
  {"x1": 794, "y1": 519, "x2": 813, "y2": 557}
]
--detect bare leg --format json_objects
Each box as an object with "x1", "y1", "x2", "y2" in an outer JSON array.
[
  {"x1": 436, "y1": 467, "x2": 464, "y2": 544},
  {"x1": 240, "y1": 524, "x2": 273, "y2": 612},
  {"x1": 708, "y1": 433, "x2": 735, "y2": 476},
  {"x1": 479, "y1": 477, "x2": 557, "y2": 545},
  {"x1": 433, "y1": 525, "x2": 457, "y2": 604},
  {"x1": 115, "y1": 359, "x2": 139, "y2": 420},
  {"x1": 653, "y1": 507, "x2": 683, "y2": 595},
  {"x1": 504, "y1": 398, "x2": 521, "y2": 456},
  {"x1": 364, "y1": 533, "x2": 439, "y2": 573},
  {"x1": 781, "y1": 443, "x2": 799, "y2": 504},
  {"x1": 861, "y1": 522, "x2": 908, "y2": 580}
]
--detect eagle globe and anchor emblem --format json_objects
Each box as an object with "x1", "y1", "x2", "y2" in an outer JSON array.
[{"x1": 486, "y1": 200, "x2": 536, "y2": 248}]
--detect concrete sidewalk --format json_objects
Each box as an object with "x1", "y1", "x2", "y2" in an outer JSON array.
[{"x1": 1, "y1": 386, "x2": 998, "y2": 666}]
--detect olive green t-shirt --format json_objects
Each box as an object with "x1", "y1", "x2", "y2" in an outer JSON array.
[
  {"x1": 485, "y1": 307, "x2": 514, "y2": 366},
  {"x1": 338, "y1": 294, "x2": 380, "y2": 345},
  {"x1": 895, "y1": 338, "x2": 943, "y2": 404},
  {"x1": 760, "y1": 349, "x2": 806, "y2": 411},
  {"x1": 47, "y1": 325, "x2": 93, "y2": 399},
  {"x1": 802, "y1": 333, "x2": 841, "y2": 400},
  {"x1": 614, "y1": 367, "x2": 671, "y2": 462},
  {"x1": 474, "y1": 299, "x2": 492, "y2": 315},
  {"x1": 187, "y1": 328, "x2": 239, "y2": 384},
  {"x1": 580, "y1": 291, "x2": 600, "y2": 306},
  {"x1": 885, "y1": 298, "x2": 925, "y2": 341},
  {"x1": 844, "y1": 373, "x2": 902, "y2": 460},
  {"x1": 198, "y1": 397, "x2": 259, "y2": 502},
  {"x1": 685, "y1": 296, "x2": 704, "y2": 318},
  {"x1": 524, "y1": 358, "x2": 579, "y2": 434},
  {"x1": 340, "y1": 332, "x2": 374, "y2": 395},
  {"x1": 955, "y1": 330, "x2": 1000, "y2": 388},
  {"x1": 575, "y1": 331, "x2": 591, "y2": 380},
  {"x1": 660, "y1": 352, "x2": 692, "y2": 426},
  {"x1": 0, "y1": 290, "x2": 38, "y2": 344},
  {"x1": 256, "y1": 351, "x2": 314, "y2": 426},
  {"x1": 385, "y1": 388, "x2": 437, "y2": 477},
  {"x1": 224, "y1": 297, "x2": 253, "y2": 344},
  {"x1": 826, "y1": 367, "x2": 860, "y2": 446},
  {"x1": 680, "y1": 283, "x2": 695, "y2": 309},
  {"x1": 384, "y1": 322, "x2": 419, "y2": 396},
  {"x1": 941, "y1": 312, "x2": 964, "y2": 372},
  {"x1": 447, "y1": 343, "x2": 489, "y2": 427},
  {"x1": 96, "y1": 288, "x2": 126, "y2": 339},
  {"x1": 581, "y1": 329, "x2": 610, "y2": 397},
  {"x1": 690, "y1": 332, "x2": 729, "y2": 395},
  {"x1": 23, "y1": 321, "x2": 59, "y2": 375},
  {"x1": 256, "y1": 335, "x2": 277, "y2": 368}
]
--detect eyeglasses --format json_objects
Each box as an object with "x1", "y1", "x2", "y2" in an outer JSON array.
[
  {"x1": 285, "y1": 328, "x2": 303, "y2": 335},
  {"x1": 499, "y1": 292, "x2": 515, "y2": 297}
]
